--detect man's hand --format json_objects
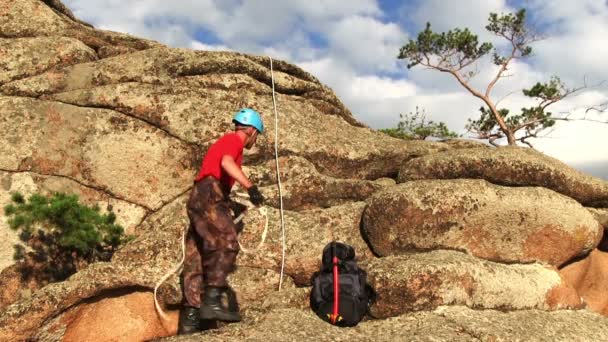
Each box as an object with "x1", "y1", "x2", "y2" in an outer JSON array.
[{"x1": 247, "y1": 185, "x2": 265, "y2": 206}]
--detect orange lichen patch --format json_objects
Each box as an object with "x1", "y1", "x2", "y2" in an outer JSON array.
[
  {"x1": 45, "y1": 71, "x2": 65, "y2": 83},
  {"x1": 145, "y1": 175, "x2": 160, "y2": 194},
  {"x1": 456, "y1": 272, "x2": 477, "y2": 297},
  {"x1": 405, "y1": 272, "x2": 444, "y2": 310},
  {"x1": 46, "y1": 106, "x2": 63, "y2": 124},
  {"x1": 133, "y1": 103, "x2": 152, "y2": 116},
  {"x1": 0, "y1": 265, "x2": 42, "y2": 311},
  {"x1": 544, "y1": 280, "x2": 583, "y2": 310},
  {"x1": 461, "y1": 227, "x2": 499, "y2": 261},
  {"x1": 286, "y1": 258, "x2": 319, "y2": 285},
  {"x1": 523, "y1": 225, "x2": 581, "y2": 266},
  {"x1": 69, "y1": 159, "x2": 88, "y2": 179},
  {"x1": 32, "y1": 156, "x2": 65, "y2": 174}
]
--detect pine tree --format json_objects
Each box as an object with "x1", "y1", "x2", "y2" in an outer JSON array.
[{"x1": 4, "y1": 192, "x2": 130, "y2": 283}]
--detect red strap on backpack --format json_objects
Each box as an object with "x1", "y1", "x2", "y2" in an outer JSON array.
[{"x1": 331, "y1": 244, "x2": 340, "y2": 324}]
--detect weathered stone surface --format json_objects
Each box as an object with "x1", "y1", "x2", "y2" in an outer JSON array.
[
  {"x1": 0, "y1": 264, "x2": 39, "y2": 312},
  {"x1": 229, "y1": 266, "x2": 296, "y2": 310},
  {"x1": 162, "y1": 306, "x2": 608, "y2": 342},
  {"x1": 430, "y1": 305, "x2": 608, "y2": 342},
  {"x1": 244, "y1": 156, "x2": 390, "y2": 210},
  {"x1": 1, "y1": 0, "x2": 69, "y2": 37},
  {"x1": 0, "y1": 96, "x2": 197, "y2": 210},
  {"x1": 561, "y1": 249, "x2": 608, "y2": 316},
  {"x1": 362, "y1": 179, "x2": 602, "y2": 266},
  {"x1": 237, "y1": 201, "x2": 373, "y2": 285},
  {"x1": 398, "y1": 146, "x2": 608, "y2": 207},
  {"x1": 257, "y1": 287, "x2": 310, "y2": 313},
  {"x1": 0, "y1": 37, "x2": 97, "y2": 85},
  {"x1": 363, "y1": 250, "x2": 582, "y2": 319}
]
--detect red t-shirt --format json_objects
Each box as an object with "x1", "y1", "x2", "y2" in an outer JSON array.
[{"x1": 195, "y1": 133, "x2": 244, "y2": 191}]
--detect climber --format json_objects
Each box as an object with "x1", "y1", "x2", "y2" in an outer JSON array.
[{"x1": 178, "y1": 108, "x2": 266, "y2": 334}]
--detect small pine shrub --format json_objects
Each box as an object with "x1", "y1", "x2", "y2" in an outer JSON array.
[
  {"x1": 380, "y1": 106, "x2": 459, "y2": 140},
  {"x1": 4, "y1": 191, "x2": 130, "y2": 283}
]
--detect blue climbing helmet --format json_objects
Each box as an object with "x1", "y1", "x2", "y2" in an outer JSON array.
[{"x1": 232, "y1": 108, "x2": 264, "y2": 133}]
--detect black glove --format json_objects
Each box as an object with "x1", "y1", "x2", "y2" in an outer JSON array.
[{"x1": 247, "y1": 185, "x2": 265, "y2": 206}]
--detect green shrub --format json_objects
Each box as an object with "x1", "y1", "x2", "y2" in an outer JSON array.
[
  {"x1": 4, "y1": 192, "x2": 130, "y2": 283},
  {"x1": 380, "y1": 106, "x2": 459, "y2": 140}
]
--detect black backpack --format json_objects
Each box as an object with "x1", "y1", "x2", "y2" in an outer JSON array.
[{"x1": 310, "y1": 242, "x2": 376, "y2": 327}]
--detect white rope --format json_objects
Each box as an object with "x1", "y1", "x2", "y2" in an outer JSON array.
[
  {"x1": 153, "y1": 229, "x2": 186, "y2": 325},
  {"x1": 236, "y1": 206, "x2": 269, "y2": 253},
  {"x1": 269, "y1": 56, "x2": 287, "y2": 291}
]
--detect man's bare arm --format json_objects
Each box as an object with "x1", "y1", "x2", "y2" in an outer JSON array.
[{"x1": 221, "y1": 155, "x2": 253, "y2": 189}]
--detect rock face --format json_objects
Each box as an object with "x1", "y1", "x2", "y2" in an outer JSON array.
[
  {"x1": 2, "y1": 1, "x2": 608, "y2": 341},
  {"x1": 236, "y1": 201, "x2": 373, "y2": 285},
  {"x1": 247, "y1": 156, "x2": 390, "y2": 210},
  {"x1": 163, "y1": 306, "x2": 608, "y2": 342},
  {"x1": 398, "y1": 146, "x2": 608, "y2": 207},
  {"x1": 364, "y1": 250, "x2": 582, "y2": 319},
  {"x1": 362, "y1": 179, "x2": 602, "y2": 266}
]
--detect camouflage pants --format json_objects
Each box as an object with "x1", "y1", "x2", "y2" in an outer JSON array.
[{"x1": 181, "y1": 177, "x2": 240, "y2": 308}]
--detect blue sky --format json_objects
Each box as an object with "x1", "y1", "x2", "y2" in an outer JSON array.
[{"x1": 63, "y1": 0, "x2": 608, "y2": 178}]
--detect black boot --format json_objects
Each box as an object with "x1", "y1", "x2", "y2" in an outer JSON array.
[
  {"x1": 200, "y1": 286, "x2": 241, "y2": 322},
  {"x1": 178, "y1": 306, "x2": 200, "y2": 334}
]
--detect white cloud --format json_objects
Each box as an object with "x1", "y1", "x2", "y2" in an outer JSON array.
[
  {"x1": 190, "y1": 41, "x2": 231, "y2": 52},
  {"x1": 325, "y1": 16, "x2": 408, "y2": 73}
]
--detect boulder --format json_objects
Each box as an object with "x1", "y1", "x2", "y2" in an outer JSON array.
[
  {"x1": 363, "y1": 250, "x2": 582, "y2": 319},
  {"x1": 0, "y1": 37, "x2": 97, "y2": 85},
  {"x1": 0, "y1": 262, "x2": 169, "y2": 341},
  {"x1": 35, "y1": 290, "x2": 178, "y2": 342},
  {"x1": 561, "y1": 249, "x2": 608, "y2": 316},
  {"x1": 362, "y1": 179, "x2": 602, "y2": 266},
  {"x1": 228, "y1": 266, "x2": 296, "y2": 310},
  {"x1": 398, "y1": 146, "x2": 608, "y2": 207},
  {"x1": 0, "y1": 264, "x2": 39, "y2": 311}
]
